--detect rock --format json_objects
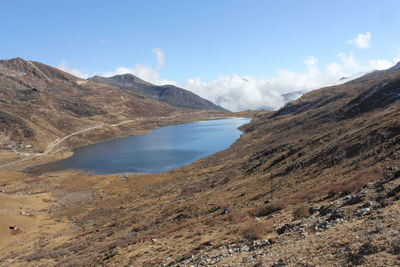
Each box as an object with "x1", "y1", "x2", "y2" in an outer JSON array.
[
  {"x1": 328, "y1": 209, "x2": 345, "y2": 221},
  {"x1": 254, "y1": 216, "x2": 261, "y2": 222},
  {"x1": 362, "y1": 207, "x2": 371, "y2": 213},
  {"x1": 335, "y1": 218, "x2": 344, "y2": 223},
  {"x1": 362, "y1": 201, "x2": 375, "y2": 208},
  {"x1": 343, "y1": 195, "x2": 352, "y2": 200},
  {"x1": 309, "y1": 206, "x2": 321, "y2": 214},
  {"x1": 387, "y1": 185, "x2": 400, "y2": 198},
  {"x1": 386, "y1": 166, "x2": 398, "y2": 171},
  {"x1": 319, "y1": 205, "x2": 335, "y2": 216},
  {"x1": 321, "y1": 222, "x2": 332, "y2": 229},
  {"x1": 220, "y1": 208, "x2": 229, "y2": 215},
  {"x1": 202, "y1": 241, "x2": 213, "y2": 247},
  {"x1": 272, "y1": 259, "x2": 286, "y2": 267},
  {"x1": 343, "y1": 195, "x2": 364, "y2": 206},
  {"x1": 277, "y1": 224, "x2": 292, "y2": 235}
]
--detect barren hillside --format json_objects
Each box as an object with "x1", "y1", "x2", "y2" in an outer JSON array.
[
  {"x1": 0, "y1": 58, "x2": 199, "y2": 153},
  {"x1": 0, "y1": 61, "x2": 399, "y2": 266}
]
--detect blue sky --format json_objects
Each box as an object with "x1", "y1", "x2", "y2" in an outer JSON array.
[{"x1": 2, "y1": 0, "x2": 400, "y2": 111}]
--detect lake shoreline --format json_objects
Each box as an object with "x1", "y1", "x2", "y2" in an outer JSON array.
[
  {"x1": 24, "y1": 117, "x2": 251, "y2": 176},
  {"x1": 1, "y1": 111, "x2": 250, "y2": 173}
]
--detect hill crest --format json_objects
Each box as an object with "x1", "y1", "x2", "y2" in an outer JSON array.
[{"x1": 88, "y1": 73, "x2": 228, "y2": 111}]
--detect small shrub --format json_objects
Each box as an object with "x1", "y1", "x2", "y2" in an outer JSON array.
[
  {"x1": 292, "y1": 204, "x2": 310, "y2": 219},
  {"x1": 42, "y1": 198, "x2": 56, "y2": 203},
  {"x1": 11, "y1": 229, "x2": 22, "y2": 235},
  {"x1": 240, "y1": 222, "x2": 264, "y2": 240},
  {"x1": 223, "y1": 210, "x2": 250, "y2": 223},
  {"x1": 24, "y1": 177, "x2": 46, "y2": 183},
  {"x1": 250, "y1": 200, "x2": 286, "y2": 217}
]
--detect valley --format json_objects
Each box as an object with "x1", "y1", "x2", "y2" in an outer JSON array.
[{"x1": 0, "y1": 58, "x2": 399, "y2": 266}]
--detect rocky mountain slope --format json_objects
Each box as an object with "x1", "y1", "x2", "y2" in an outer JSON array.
[
  {"x1": 1, "y1": 62, "x2": 400, "y2": 266},
  {"x1": 88, "y1": 74, "x2": 227, "y2": 111},
  {"x1": 0, "y1": 58, "x2": 202, "y2": 152}
]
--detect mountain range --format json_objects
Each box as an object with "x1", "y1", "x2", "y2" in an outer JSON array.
[
  {"x1": 0, "y1": 58, "x2": 400, "y2": 266},
  {"x1": 88, "y1": 74, "x2": 227, "y2": 111},
  {"x1": 0, "y1": 58, "x2": 226, "y2": 151}
]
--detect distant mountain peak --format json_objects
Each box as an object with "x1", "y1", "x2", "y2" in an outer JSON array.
[
  {"x1": 0, "y1": 57, "x2": 87, "y2": 86},
  {"x1": 108, "y1": 73, "x2": 153, "y2": 86},
  {"x1": 9, "y1": 57, "x2": 28, "y2": 63},
  {"x1": 390, "y1": 61, "x2": 400, "y2": 71},
  {"x1": 88, "y1": 74, "x2": 228, "y2": 111}
]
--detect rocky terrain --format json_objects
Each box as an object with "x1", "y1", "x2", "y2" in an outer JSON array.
[
  {"x1": 0, "y1": 60, "x2": 399, "y2": 266},
  {"x1": 88, "y1": 74, "x2": 227, "y2": 111}
]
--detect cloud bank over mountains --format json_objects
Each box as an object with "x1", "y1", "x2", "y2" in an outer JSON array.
[
  {"x1": 181, "y1": 53, "x2": 397, "y2": 111},
  {"x1": 59, "y1": 33, "x2": 400, "y2": 112}
]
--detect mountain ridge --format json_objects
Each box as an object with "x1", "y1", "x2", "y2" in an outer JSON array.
[
  {"x1": 0, "y1": 57, "x2": 217, "y2": 152},
  {"x1": 88, "y1": 73, "x2": 228, "y2": 111}
]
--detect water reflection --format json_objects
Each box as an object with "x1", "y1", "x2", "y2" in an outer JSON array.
[{"x1": 27, "y1": 117, "x2": 250, "y2": 175}]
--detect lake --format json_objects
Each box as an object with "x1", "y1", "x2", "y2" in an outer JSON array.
[{"x1": 27, "y1": 117, "x2": 250, "y2": 175}]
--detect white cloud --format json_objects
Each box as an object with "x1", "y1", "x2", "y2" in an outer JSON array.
[
  {"x1": 338, "y1": 52, "x2": 393, "y2": 72},
  {"x1": 338, "y1": 52, "x2": 359, "y2": 69},
  {"x1": 152, "y1": 48, "x2": 165, "y2": 69},
  {"x1": 184, "y1": 75, "x2": 285, "y2": 111},
  {"x1": 102, "y1": 48, "x2": 176, "y2": 85},
  {"x1": 304, "y1": 56, "x2": 318, "y2": 67},
  {"x1": 183, "y1": 65, "x2": 342, "y2": 112},
  {"x1": 102, "y1": 48, "x2": 180, "y2": 86},
  {"x1": 366, "y1": 59, "x2": 393, "y2": 70},
  {"x1": 182, "y1": 53, "x2": 399, "y2": 111},
  {"x1": 57, "y1": 61, "x2": 90, "y2": 79},
  {"x1": 347, "y1": 32, "x2": 371, "y2": 49},
  {"x1": 58, "y1": 47, "x2": 399, "y2": 112},
  {"x1": 104, "y1": 64, "x2": 160, "y2": 84},
  {"x1": 103, "y1": 63, "x2": 178, "y2": 86}
]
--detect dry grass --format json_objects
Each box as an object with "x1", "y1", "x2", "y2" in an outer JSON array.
[
  {"x1": 292, "y1": 204, "x2": 310, "y2": 219},
  {"x1": 250, "y1": 200, "x2": 287, "y2": 217},
  {"x1": 240, "y1": 222, "x2": 265, "y2": 240},
  {"x1": 326, "y1": 169, "x2": 380, "y2": 197},
  {"x1": 153, "y1": 219, "x2": 198, "y2": 238}
]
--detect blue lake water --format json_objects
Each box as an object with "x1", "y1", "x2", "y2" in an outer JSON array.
[{"x1": 29, "y1": 117, "x2": 250, "y2": 175}]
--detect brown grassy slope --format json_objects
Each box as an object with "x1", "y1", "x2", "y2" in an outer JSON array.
[
  {"x1": 0, "y1": 57, "x2": 185, "y2": 151},
  {"x1": 2, "y1": 63, "x2": 400, "y2": 266}
]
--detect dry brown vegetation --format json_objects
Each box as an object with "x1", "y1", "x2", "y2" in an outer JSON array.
[
  {"x1": 240, "y1": 222, "x2": 266, "y2": 240},
  {"x1": 292, "y1": 204, "x2": 310, "y2": 219},
  {"x1": 0, "y1": 60, "x2": 400, "y2": 266},
  {"x1": 250, "y1": 200, "x2": 287, "y2": 217}
]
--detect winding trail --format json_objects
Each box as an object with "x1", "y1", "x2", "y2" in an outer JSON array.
[
  {"x1": 0, "y1": 120, "x2": 131, "y2": 169},
  {"x1": 43, "y1": 123, "x2": 105, "y2": 154},
  {"x1": 0, "y1": 112, "x2": 209, "y2": 170}
]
